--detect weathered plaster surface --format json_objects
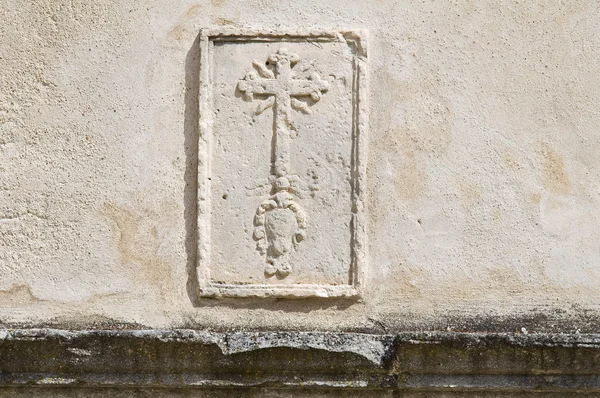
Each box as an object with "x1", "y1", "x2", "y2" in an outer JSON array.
[{"x1": 1, "y1": 1, "x2": 600, "y2": 331}]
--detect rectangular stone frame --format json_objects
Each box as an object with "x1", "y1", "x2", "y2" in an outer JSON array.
[{"x1": 196, "y1": 28, "x2": 368, "y2": 298}]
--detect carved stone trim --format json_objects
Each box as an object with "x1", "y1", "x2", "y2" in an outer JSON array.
[
  {"x1": 1, "y1": 329, "x2": 600, "y2": 394},
  {"x1": 196, "y1": 29, "x2": 368, "y2": 298}
]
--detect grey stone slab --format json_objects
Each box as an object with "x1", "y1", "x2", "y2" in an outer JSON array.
[{"x1": 1, "y1": 329, "x2": 600, "y2": 394}]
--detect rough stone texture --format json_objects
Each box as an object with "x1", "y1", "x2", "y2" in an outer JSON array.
[
  {"x1": 1, "y1": 329, "x2": 600, "y2": 395},
  {"x1": 2, "y1": 391, "x2": 599, "y2": 398}
]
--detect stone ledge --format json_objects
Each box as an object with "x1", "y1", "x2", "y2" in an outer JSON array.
[{"x1": 0, "y1": 329, "x2": 600, "y2": 393}]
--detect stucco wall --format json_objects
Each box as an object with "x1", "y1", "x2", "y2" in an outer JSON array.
[{"x1": 1, "y1": 0, "x2": 600, "y2": 331}]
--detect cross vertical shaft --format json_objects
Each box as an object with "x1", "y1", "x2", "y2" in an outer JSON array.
[{"x1": 273, "y1": 92, "x2": 291, "y2": 177}]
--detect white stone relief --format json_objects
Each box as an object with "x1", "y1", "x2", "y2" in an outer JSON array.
[
  {"x1": 237, "y1": 48, "x2": 329, "y2": 277},
  {"x1": 253, "y1": 189, "x2": 307, "y2": 277},
  {"x1": 197, "y1": 29, "x2": 368, "y2": 298}
]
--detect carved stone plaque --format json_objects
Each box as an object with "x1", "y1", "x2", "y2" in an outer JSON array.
[{"x1": 197, "y1": 29, "x2": 368, "y2": 298}]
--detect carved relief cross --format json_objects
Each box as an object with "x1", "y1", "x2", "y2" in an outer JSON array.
[
  {"x1": 237, "y1": 48, "x2": 329, "y2": 178},
  {"x1": 237, "y1": 48, "x2": 330, "y2": 278}
]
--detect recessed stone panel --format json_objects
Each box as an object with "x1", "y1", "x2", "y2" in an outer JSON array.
[{"x1": 197, "y1": 29, "x2": 368, "y2": 298}]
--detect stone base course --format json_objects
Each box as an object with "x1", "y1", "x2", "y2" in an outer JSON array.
[{"x1": 1, "y1": 329, "x2": 599, "y2": 396}]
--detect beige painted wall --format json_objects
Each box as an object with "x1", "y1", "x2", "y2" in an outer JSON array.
[{"x1": 1, "y1": 0, "x2": 599, "y2": 331}]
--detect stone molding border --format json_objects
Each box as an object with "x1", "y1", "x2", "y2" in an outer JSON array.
[
  {"x1": 196, "y1": 28, "x2": 368, "y2": 299},
  {"x1": 1, "y1": 329, "x2": 600, "y2": 394}
]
